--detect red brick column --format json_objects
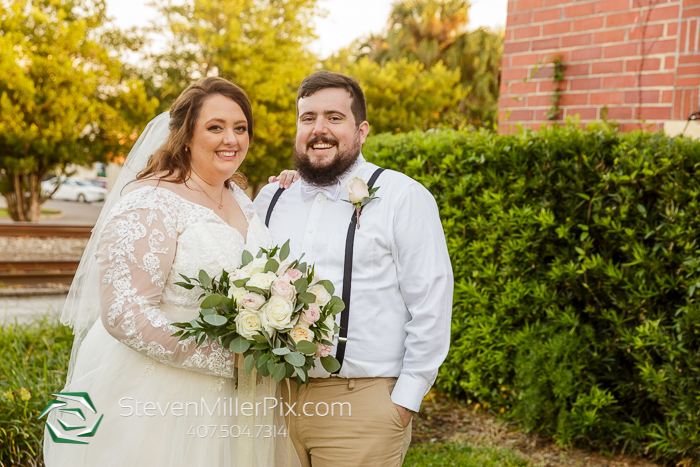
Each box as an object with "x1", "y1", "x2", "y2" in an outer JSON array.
[{"x1": 498, "y1": 0, "x2": 700, "y2": 133}]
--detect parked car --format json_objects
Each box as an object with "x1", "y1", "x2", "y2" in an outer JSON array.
[
  {"x1": 41, "y1": 177, "x2": 107, "y2": 203},
  {"x1": 87, "y1": 178, "x2": 107, "y2": 189}
]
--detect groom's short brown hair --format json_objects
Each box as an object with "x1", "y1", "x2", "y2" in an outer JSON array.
[{"x1": 296, "y1": 71, "x2": 367, "y2": 127}]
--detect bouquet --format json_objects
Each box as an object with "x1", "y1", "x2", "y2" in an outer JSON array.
[{"x1": 172, "y1": 241, "x2": 344, "y2": 386}]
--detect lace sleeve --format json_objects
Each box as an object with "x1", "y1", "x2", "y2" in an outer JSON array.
[{"x1": 97, "y1": 202, "x2": 236, "y2": 378}]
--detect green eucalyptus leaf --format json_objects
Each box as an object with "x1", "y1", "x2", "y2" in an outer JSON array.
[
  {"x1": 295, "y1": 340, "x2": 318, "y2": 355},
  {"x1": 244, "y1": 354, "x2": 255, "y2": 374},
  {"x1": 246, "y1": 286, "x2": 268, "y2": 297},
  {"x1": 241, "y1": 250, "x2": 254, "y2": 267},
  {"x1": 179, "y1": 273, "x2": 192, "y2": 284},
  {"x1": 285, "y1": 363, "x2": 296, "y2": 378},
  {"x1": 298, "y1": 292, "x2": 316, "y2": 304},
  {"x1": 280, "y1": 240, "x2": 290, "y2": 261},
  {"x1": 198, "y1": 270, "x2": 211, "y2": 289},
  {"x1": 252, "y1": 334, "x2": 268, "y2": 344},
  {"x1": 316, "y1": 280, "x2": 335, "y2": 296},
  {"x1": 203, "y1": 314, "x2": 227, "y2": 326},
  {"x1": 273, "y1": 363, "x2": 287, "y2": 382},
  {"x1": 229, "y1": 337, "x2": 251, "y2": 353},
  {"x1": 233, "y1": 278, "x2": 250, "y2": 288},
  {"x1": 272, "y1": 347, "x2": 291, "y2": 356},
  {"x1": 264, "y1": 258, "x2": 279, "y2": 273},
  {"x1": 284, "y1": 351, "x2": 306, "y2": 367},
  {"x1": 201, "y1": 294, "x2": 223, "y2": 309},
  {"x1": 320, "y1": 356, "x2": 341, "y2": 373},
  {"x1": 294, "y1": 278, "x2": 308, "y2": 294}
]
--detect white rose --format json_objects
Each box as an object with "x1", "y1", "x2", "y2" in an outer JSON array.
[
  {"x1": 260, "y1": 296, "x2": 294, "y2": 333},
  {"x1": 271, "y1": 279, "x2": 295, "y2": 301},
  {"x1": 251, "y1": 257, "x2": 268, "y2": 273},
  {"x1": 322, "y1": 315, "x2": 337, "y2": 340},
  {"x1": 240, "y1": 292, "x2": 266, "y2": 311},
  {"x1": 276, "y1": 259, "x2": 291, "y2": 276},
  {"x1": 347, "y1": 177, "x2": 369, "y2": 204},
  {"x1": 228, "y1": 286, "x2": 248, "y2": 303},
  {"x1": 240, "y1": 257, "x2": 267, "y2": 278},
  {"x1": 291, "y1": 325, "x2": 313, "y2": 344},
  {"x1": 230, "y1": 268, "x2": 251, "y2": 281},
  {"x1": 247, "y1": 272, "x2": 278, "y2": 290},
  {"x1": 308, "y1": 284, "x2": 332, "y2": 306},
  {"x1": 235, "y1": 310, "x2": 263, "y2": 340},
  {"x1": 299, "y1": 303, "x2": 321, "y2": 327}
]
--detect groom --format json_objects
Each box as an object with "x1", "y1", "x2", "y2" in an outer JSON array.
[{"x1": 254, "y1": 71, "x2": 453, "y2": 466}]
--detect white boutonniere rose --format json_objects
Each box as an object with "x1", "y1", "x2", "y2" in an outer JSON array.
[{"x1": 343, "y1": 177, "x2": 380, "y2": 229}]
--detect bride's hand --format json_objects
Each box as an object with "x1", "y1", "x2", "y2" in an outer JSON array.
[{"x1": 268, "y1": 170, "x2": 299, "y2": 189}]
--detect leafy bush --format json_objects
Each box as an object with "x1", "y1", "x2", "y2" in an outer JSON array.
[
  {"x1": 364, "y1": 124, "x2": 700, "y2": 465},
  {"x1": 0, "y1": 318, "x2": 72, "y2": 467}
]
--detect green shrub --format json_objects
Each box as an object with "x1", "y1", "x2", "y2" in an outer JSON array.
[
  {"x1": 0, "y1": 319, "x2": 72, "y2": 466},
  {"x1": 364, "y1": 124, "x2": 700, "y2": 465}
]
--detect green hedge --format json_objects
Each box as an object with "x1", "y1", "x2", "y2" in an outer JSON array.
[{"x1": 364, "y1": 124, "x2": 700, "y2": 465}]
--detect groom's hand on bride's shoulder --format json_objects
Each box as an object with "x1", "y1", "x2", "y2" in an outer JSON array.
[
  {"x1": 395, "y1": 404, "x2": 414, "y2": 427},
  {"x1": 268, "y1": 169, "x2": 300, "y2": 189}
]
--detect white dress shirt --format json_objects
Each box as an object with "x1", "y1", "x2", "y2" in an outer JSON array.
[{"x1": 253, "y1": 155, "x2": 453, "y2": 412}]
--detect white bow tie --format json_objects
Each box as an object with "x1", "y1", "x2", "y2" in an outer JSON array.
[{"x1": 300, "y1": 180, "x2": 341, "y2": 202}]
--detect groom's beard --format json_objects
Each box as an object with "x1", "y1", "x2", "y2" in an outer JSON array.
[{"x1": 293, "y1": 132, "x2": 362, "y2": 186}]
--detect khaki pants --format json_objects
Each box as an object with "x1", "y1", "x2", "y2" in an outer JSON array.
[{"x1": 282, "y1": 377, "x2": 412, "y2": 467}]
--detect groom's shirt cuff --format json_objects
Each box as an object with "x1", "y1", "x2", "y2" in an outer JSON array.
[{"x1": 391, "y1": 374, "x2": 431, "y2": 412}]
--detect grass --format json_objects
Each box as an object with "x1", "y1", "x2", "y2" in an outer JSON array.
[
  {"x1": 0, "y1": 208, "x2": 62, "y2": 218},
  {"x1": 404, "y1": 442, "x2": 530, "y2": 466},
  {"x1": 0, "y1": 318, "x2": 72, "y2": 466}
]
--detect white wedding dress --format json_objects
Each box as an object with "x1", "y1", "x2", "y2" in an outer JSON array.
[{"x1": 43, "y1": 184, "x2": 294, "y2": 466}]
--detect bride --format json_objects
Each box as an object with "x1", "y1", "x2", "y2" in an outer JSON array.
[{"x1": 43, "y1": 77, "x2": 299, "y2": 466}]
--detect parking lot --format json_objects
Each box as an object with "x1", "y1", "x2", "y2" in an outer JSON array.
[{"x1": 0, "y1": 197, "x2": 103, "y2": 225}]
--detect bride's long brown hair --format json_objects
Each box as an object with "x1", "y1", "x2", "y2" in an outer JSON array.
[{"x1": 136, "y1": 77, "x2": 253, "y2": 189}]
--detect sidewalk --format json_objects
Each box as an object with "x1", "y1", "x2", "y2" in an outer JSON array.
[{"x1": 0, "y1": 294, "x2": 66, "y2": 325}]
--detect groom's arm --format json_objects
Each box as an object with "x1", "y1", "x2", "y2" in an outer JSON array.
[
  {"x1": 252, "y1": 182, "x2": 280, "y2": 222},
  {"x1": 390, "y1": 182, "x2": 454, "y2": 413}
]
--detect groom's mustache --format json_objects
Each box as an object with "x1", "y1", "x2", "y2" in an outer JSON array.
[{"x1": 306, "y1": 135, "x2": 339, "y2": 149}]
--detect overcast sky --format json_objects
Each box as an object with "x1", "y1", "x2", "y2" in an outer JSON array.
[{"x1": 106, "y1": 0, "x2": 508, "y2": 59}]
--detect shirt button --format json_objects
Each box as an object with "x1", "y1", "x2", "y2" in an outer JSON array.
[
  {"x1": 317, "y1": 198, "x2": 324, "y2": 203},
  {"x1": 308, "y1": 229, "x2": 313, "y2": 233}
]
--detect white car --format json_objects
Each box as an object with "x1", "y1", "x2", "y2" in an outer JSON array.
[{"x1": 42, "y1": 177, "x2": 107, "y2": 203}]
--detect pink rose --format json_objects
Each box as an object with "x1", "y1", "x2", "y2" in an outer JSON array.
[
  {"x1": 316, "y1": 344, "x2": 332, "y2": 358},
  {"x1": 299, "y1": 303, "x2": 320, "y2": 326},
  {"x1": 270, "y1": 279, "x2": 295, "y2": 301},
  {"x1": 240, "y1": 292, "x2": 266, "y2": 311},
  {"x1": 281, "y1": 268, "x2": 303, "y2": 284}
]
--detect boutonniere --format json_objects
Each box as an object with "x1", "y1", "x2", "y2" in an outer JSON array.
[{"x1": 343, "y1": 177, "x2": 380, "y2": 229}]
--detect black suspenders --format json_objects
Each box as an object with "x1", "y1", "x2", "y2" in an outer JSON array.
[{"x1": 264, "y1": 168, "x2": 385, "y2": 373}]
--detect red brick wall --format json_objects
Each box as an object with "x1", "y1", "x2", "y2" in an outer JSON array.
[{"x1": 498, "y1": 0, "x2": 700, "y2": 133}]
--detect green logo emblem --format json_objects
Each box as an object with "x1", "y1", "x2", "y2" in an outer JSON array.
[{"x1": 39, "y1": 392, "x2": 103, "y2": 444}]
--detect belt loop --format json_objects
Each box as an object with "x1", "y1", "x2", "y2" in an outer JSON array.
[{"x1": 348, "y1": 378, "x2": 355, "y2": 390}]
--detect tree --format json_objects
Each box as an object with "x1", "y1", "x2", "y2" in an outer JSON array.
[
  {"x1": 0, "y1": 0, "x2": 158, "y2": 221},
  {"x1": 142, "y1": 0, "x2": 320, "y2": 188},
  {"x1": 326, "y1": 57, "x2": 464, "y2": 134},
  {"x1": 341, "y1": 0, "x2": 503, "y2": 128}
]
